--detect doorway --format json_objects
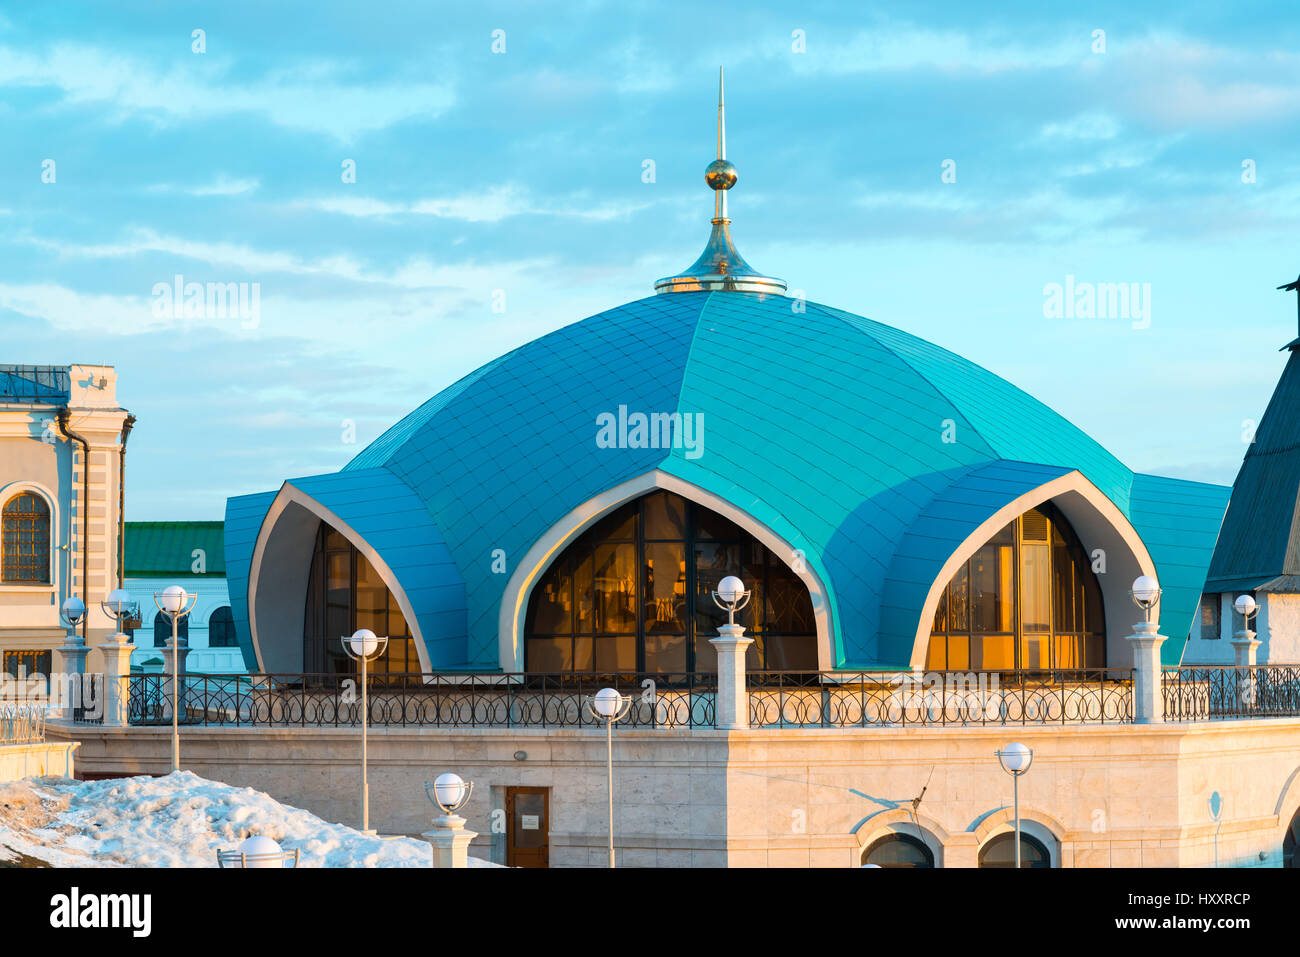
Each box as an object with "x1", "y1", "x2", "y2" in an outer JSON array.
[{"x1": 506, "y1": 787, "x2": 549, "y2": 868}]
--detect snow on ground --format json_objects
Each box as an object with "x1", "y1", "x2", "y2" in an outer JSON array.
[{"x1": 0, "y1": 770, "x2": 498, "y2": 867}]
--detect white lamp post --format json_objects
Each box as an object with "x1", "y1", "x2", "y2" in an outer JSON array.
[
  {"x1": 710, "y1": 575, "x2": 753, "y2": 730},
  {"x1": 1130, "y1": 575, "x2": 1161, "y2": 623},
  {"x1": 423, "y1": 772, "x2": 476, "y2": 868},
  {"x1": 1232, "y1": 594, "x2": 1260, "y2": 709},
  {"x1": 58, "y1": 597, "x2": 88, "y2": 720},
  {"x1": 153, "y1": 585, "x2": 198, "y2": 772},
  {"x1": 996, "y1": 742, "x2": 1034, "y2": 868},
  {"x1": 586, "y1": 686, "x2": 631, "y2": 868},
  {"x1": 99, "y1": 588, "x2": 137, "y2": 727},
  {"x1": 1233, "y1": 594, "x2": 1258, "y2": 634},
  {"x1": 216, "y1": 835, "x2": 300, "y2": 868},
  {"x1": 341, "y1": 628, "x2": 387, "y2": 834}
]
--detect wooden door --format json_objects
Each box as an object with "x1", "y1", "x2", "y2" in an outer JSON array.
[{"x1": 506, "y1": 787, "x2": 549, "y2": 868}]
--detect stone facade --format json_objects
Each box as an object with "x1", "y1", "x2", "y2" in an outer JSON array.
[{"x1": 50, "y1": 718, "x2": 1300, "y2": 868}]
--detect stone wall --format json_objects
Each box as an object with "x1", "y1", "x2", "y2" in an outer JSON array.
[{"x1": 46, "y1": 719, "x2": 1300, "y2": 868}]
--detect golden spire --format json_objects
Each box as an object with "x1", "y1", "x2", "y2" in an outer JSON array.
[{"x1": 654, "y1": 68, "x2": 785, "y2": 296}]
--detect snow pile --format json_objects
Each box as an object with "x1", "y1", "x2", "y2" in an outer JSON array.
[{"x1": 0, "y1": 771, "x2": 498, "y2": 868}]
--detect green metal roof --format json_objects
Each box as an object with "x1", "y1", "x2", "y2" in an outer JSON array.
[
  {"x1": 123, "y1": 521, "x2": 225, "y2": 577},
  {"x1": 1206, "y1": 348, "x2": 1300, "y2": 591}
]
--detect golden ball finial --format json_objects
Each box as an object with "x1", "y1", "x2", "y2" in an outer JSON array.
[{"x1": 705, "y1": 159, "x2": 737, "y2": 190}]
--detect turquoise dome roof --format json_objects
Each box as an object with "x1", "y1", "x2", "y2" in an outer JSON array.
[{"x1": 226, "y1": 290, "x2": 1228, "y2": 670}]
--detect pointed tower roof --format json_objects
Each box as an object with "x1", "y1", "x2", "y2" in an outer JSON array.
[
  {"x1": 654, "y1": 68, "x2": 786, "y2": 295},
  {"x1": 1205, "y1": 276, "x2": 1300, "y2": 592}
]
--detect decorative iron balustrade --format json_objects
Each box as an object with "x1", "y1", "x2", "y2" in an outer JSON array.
[
  {"x1": 1163, "y1": 665, "x2": 1300, "y2": 721},
  {"x1": 0, "y1": 704, "x2": 46, "y2": 743},
  {"x1": 126, "y1": 672, "x2": 718, "y2": 730},
  {"x1": 748, "y1": 669, "x2": 1135, "y2": 727},
  {"x1": 119, "y1": 669, "x2": 1143, "y2": 729}
]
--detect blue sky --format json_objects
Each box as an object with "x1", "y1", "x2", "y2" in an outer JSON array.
[{"x1": 2, "y1": 1, "x2": 1298, "y2": 519}]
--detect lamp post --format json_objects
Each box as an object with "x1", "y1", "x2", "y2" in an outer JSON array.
[
  {"x1": 1127, "y1": 575, "x2": 1168, "y2": 724},
  {"x1": 216, "y1": 835, "x2": 300, "y2": 868},
  {"x1": 341, "y1": 628, "x2": 387, "y2": 834},
  {"x1": 710, "y1": 575, "x2": 753, "y2": 730},
  {"x1": 153, "y1": 585, "x2": 198, "y2": 772},
  {"x1": 1233, "y1": 594, "x2": 1260, "y2": 709},
  {"x1": 58, "y1": 597, "x2": 87, "y2": 720},
  {"x1": 100, "y1": 588, "x2": 136, "y2": 727},
  {"x1": 423, "y1": 772, "x2": 477, "y2": 868},
  {"x1": 996, "y1": 742, "x2": 1034, "y2": 868},
  {"x1": 586, "y1": 686, "x2": 631, "y2": 867},
  {"x1": 1131, "y1": 575, "x2": 1161, "y2": 623}
]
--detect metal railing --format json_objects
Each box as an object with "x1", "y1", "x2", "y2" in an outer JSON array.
[
  {"x1": 119, "y1": 669, "x2": 1143, "y2": 730},
  {"x1": 127, "y1": 672, "x2": 719, "y2": 729},
  {"x1": 1163, "y1": 665, "x2": 1300, "y2": 721},
  {"x1": 748, "y1": 669, "x2": 1135, "y2": 727},
  {"x1": 0, "y1": 704, "x2": 46, "y2": 743}
]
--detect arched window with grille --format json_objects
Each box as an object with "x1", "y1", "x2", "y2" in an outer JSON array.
[
  {"x1": 2, "y1": 492, "x2": 51, "y2": 584},
  {"x1": 153, "y1": 610, "x2": 189, "y2": 648}
]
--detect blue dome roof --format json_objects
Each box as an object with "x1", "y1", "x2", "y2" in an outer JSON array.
[{"x1": 227, "y1": 290, "x2": 1229, "y2": 670}]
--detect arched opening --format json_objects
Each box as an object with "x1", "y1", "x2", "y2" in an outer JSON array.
[
  {"x1": 861, "y1": 833, "x2": 935, "y2": 868},
  {"x1": 979, "y1": 831, "x2": 1052, "y2": 868},
  {"x1": 153, "y1": 611, "x2": 189, "y2": 648},
  {"x1": 209, "y1": 606, "x2": 238, "y2": 648},
  {"x1": 2, "y1": 491, "x2": 51, "y2": 584},
  {"x1": 926, "y1": 502, "x2": 1106, "y2": 671},
  {"x1": 302, "y1": 521, "x2": 421, "y2": 676},
  {"x1": 523, "y1": 490, "x2": 816, "y2": 674},
  {"x1": 1285, "y1": 807, "x2": 1300, "y2": 868}
]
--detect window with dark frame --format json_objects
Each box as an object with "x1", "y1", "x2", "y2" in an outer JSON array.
[
  {"x1": 926, "y1": 502, "x2": 1107, "y2": 672},
  {"x1": 302, "y1": 523, "x2": 421, "y2": 677},
  {"x1": 209, "y1": 606, "x2": 238, "y2": 647},
  {"x1": 523, "y1": 491, "x2": 817, "y2": 675},
  {"x1": 2, "y1": 492, "x2": 51, "y2": 584},
  {"x1": 1198, "y1": 594, "x2": 1221, "y2": 640}
]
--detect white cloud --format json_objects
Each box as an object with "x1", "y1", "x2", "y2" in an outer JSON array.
[
  {"x1": 147, "y1": 175, "x2": 261, "y2": 197},
  {"x1": 1039, "y1": 112, "x2": 1120, "y2": 141},
  {"x1": 290, "y1": 185, "x2": 653, "y2": 223},
  {"x1": 0, "y1": 43, "x2": 455, "y2": 139}
]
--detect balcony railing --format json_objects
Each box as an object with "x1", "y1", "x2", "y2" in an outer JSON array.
[
  {"x1": 122, "y1": 669, "x2": 1137, "y2": 730},
  {"x1": 748, "y1": 669, "x2": 1134, "y2": 727},
  {"x1": 0, "y1": 704, "x2": 46, "y2": 744},
  {"x1": 1163, "y1": 665, "x2": 1300, "y2": 721}
]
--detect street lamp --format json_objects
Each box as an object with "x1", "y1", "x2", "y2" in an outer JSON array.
[
  {"x1": 61, "y1": 596, "x2": 86, "y2": 636},
  {"x1": 1130, "y1": 575, "x2": 1161, "y2": 623},
  {"x1": 1234, "y1": 594, "x2": 1258, "y2": 633},
  {"x1": 423, "y1": 773, "x2": 476, "y2": 868},
  {"x1": 153, "y1": 585, "x2": 198, "y2": 772},
  {"x1": 216, "y1": 835, "x2": 300, "y2": 868},
  {"x1": 996, "y1": 742, "x2": 1034, "y2": 868},
  {"x1": 341, "y1": 628, "x2": 387, "y2": 834},
  {"x1": 712, "y1": 574, "x2": 751, "y2": 625},
  {"x1": 586, "y1": 686, "x2": 631, "y2": 868},
  {"x1": 58, "y1": 597, "x2": 88, "y2": 720}
]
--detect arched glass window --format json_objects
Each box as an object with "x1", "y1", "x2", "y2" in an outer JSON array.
[
  {"x1": 209, "y1": 606, "x2": 237, "y2": 648},
  {"x1": 302, "y1": 523, "x2": 421, "y2": 677},
  {"x1": 927, "y1": 503, "x2": 1106, "y2": 671},
  {"x1": 2, "y1": 492, "x2": 51, "y2": 584},
  {"x1": 1284, "y1": 807, "x2": 1300, "y2": 869},
  {"x1": 153, "y1": 610, "x2": 189, "y2": 648},
  {"x1": 978, "y1": 831, "x2": 1051, "y2": 868},
  {"x1": 862, "y1": 833, "x2": 935, "y2": 868},
  {"x1": 524, "y1": 491, "x2": 816, "y2": 675}
]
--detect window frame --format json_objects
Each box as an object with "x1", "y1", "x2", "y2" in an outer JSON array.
[{"x1": 1, "y1": 489, "x2": 54, "y2": 587}]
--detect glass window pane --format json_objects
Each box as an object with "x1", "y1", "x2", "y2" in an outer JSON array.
[
  {"x1": 694, "y1": 507, "x2": 745, "y2": 541},
  {"x1": 589, "y1": 502, "x2": 637, "y2": 541},
  {"x1": 1021, "y1": 542, "x2": 1051, "y2": 632},
  {"x1": 526, "y1": 561, "x2": 572, "y2": 635},
  {"x1": 865, "y1": 834, "x2": 934, "y2": 868},
  {"x1": 573, "y1": 637, "x2": 594, "y2": 672},
  {"x1": 973, "y1": 634, "x2": 1014, "y2": 670},
  {"x1": 926, "y1": 636, "x2": 945, "y2": 670},
  {"x1": 355, "y1": 555, "x2": 388, "y2": 634},
  {"x1": 574, "y1": 553, "x2": 594, "y2": 634},
  {"x1": 644, "y1": 542, "x2": 687, "y2": 633},
  {"x1": 527, "y1": 638, "x2": 570, "y2": 673},
  {"x1": 1020, "y1": 634, "x2": 1050, "y2": 670},
  {"x1": 946, "y1": 635, "x2": 969, "y2": 671},
  {"x1": 970, "y1": 544, "x2": 1013, "y2": 633},
  {"x1": 1053, "y1": 635, "x2": 1080, "y2": 669},
  {"x1": 694, "y1": 635, "x2": 719, "y2": 673},
  {"x1": 594, "y1": 635, "x2": 635, "y2": 672},
  {"x1": 694, "y1": 543, "x2": 744, "y2": 633},
  {"x1": 764, "y1": 635, "x2": 818, "y2": 671},
  {"x1": 642, "y1": 491, "x2": 687, "y2": 540},
  {"x1": 947, "y1": 565, "x2": 969, "y2": 632},
  {"x1": 644, "y1": 634, "x2": 687, "y2": 674},
  {"x1": 594, "y1": 544, "x2": 636, "y2": 633}
]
